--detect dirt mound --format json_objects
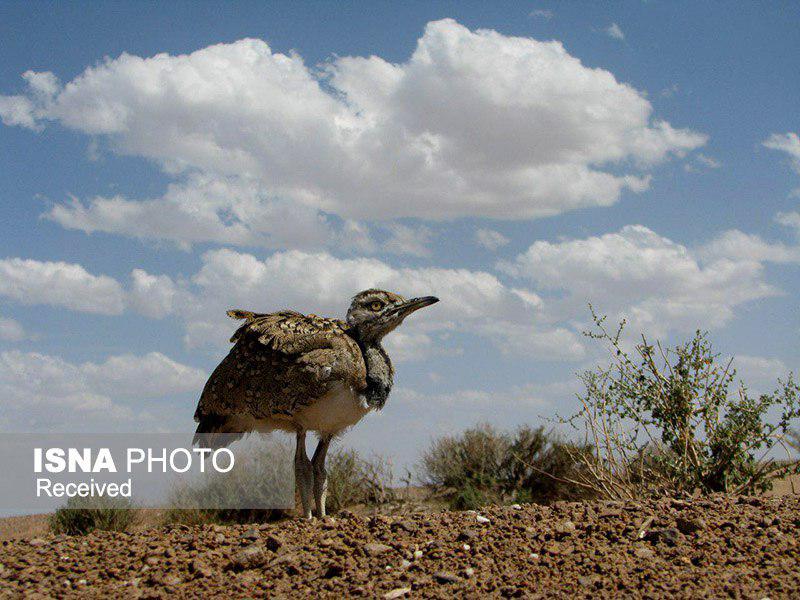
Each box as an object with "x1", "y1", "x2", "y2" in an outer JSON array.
[{"x1": 1, "y1": 495, "x2": 798, "y2": 598}]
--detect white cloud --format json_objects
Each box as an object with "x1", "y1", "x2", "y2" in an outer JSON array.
[
  {"x1": 129, "y1": 269, "x2": 181, "y2": 319},
  {"x1": 46, "y1": 174, "x2": 337, "y2": 251},
  {"x1": 0, "y1": 317, "x2": 25, "y2": 342},
  {"x1": 764, "y1": 132, "x2": 800, "y2": 197},
  {"x1": 733, "y1": 355, "x2": 795, "y2": 394},
  {"x1": 501, "y1": 224, "x2": 780, "y2": 335},
  {"x1": 764, "y1": 132, "x2": 800, "y2": 174},
  {"x1": 0, "y1": 350, "x2": 204, "y2": 430},
  {"x1": 605, "y1": 23, "x2": 625, "y2": 41},
  {"x1": 2, "y1": 19, "x2": 704, "y2": 222},
  {"x1": 695, "y1": 153, "x2": 721, "y2": 169},
  {"x1": 776, "y1": 211, "x2": 800, "y2": 234},
  {"x1": 383, "y1": 224, "x2": 433, "y2": 257},
  {"x1": 529, "y1": 9, "x2": 554, "y2": 19},
  {"x1": 475, "y1": 228, "x2": 510, "y2": 251},
  {"x1": 698, "y1": 229, "x2": 800, "y2": 264},
  {"x1": 178, "y1": 248, "x2": 580, "y2": 360},
  {"x1": 0, "y1": 257, "x2": 126, "y2": 315}
]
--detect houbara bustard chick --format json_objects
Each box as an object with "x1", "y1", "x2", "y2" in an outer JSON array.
[{"x1": 193, "y1": 289, "x2": 439, "y2": 518}]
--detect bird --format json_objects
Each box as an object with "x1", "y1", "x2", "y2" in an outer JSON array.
[{"x1": 192, "y1": 289, "x2": 439, "y2": 518}]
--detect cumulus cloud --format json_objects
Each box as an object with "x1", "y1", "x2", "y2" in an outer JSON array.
[
  {"x1": 529, "y1": 9, "x2": 554, "y2": 20},
  {"x1": 0, "y1": 257, "x2": 126, "y2": 315},
  {"x1": 2, "y1": 19, "x2": 704, "y2": 223},
  {"x1": 177, "y1": 248, "x2": 579, "y2": 360},
  {"x1": 0, "y1": 350, "x2": 204, "y2": 430},
  {"x1": 45, "y1": 174, "x2": 337, "y2": 251},
  {"x1": 501, "y1": 224, "x2": 780, "y2": 335},
  {"x1": 698, "y1": 229, "x2": 800, "y2": 264},
  {"x1": 383, "y1": 224, "x2": 433, "y2": 257},
  {"x1": 475, "y1": 228, "x2": 510, "y2": 251},
  {"x1": 605, "y1": 23, "x2": 625, "y2": 40},
  {"x1": 764, "y1": 132, "x2": 800, "y2": 174},
  {"x1": 0, "y1": 317, "x2": 26, "y2": 342}
]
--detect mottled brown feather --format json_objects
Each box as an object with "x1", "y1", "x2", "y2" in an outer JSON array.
[{"x1": 194, "y1": 310, "x2": 367, "y2": 424}]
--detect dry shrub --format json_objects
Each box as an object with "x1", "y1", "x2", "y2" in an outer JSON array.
[
  {"x1": 419, "y1": 423, "x2": 594, "y2": 510},
  {"x1": 561, "y1": 307, "x2": 800, "y2": 500},
  {"x1": 50, "y1": 496, "x2": 136, "y2": 535},
  {"x1": 326, "y1": 448, "x2": 395, "y2": 514},
  {"x1": 163, "y1": 438, "x2": 292, "y2": 525}
]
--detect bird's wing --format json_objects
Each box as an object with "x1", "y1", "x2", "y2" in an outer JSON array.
[{"x1": 194, "y1": 310, "x2": 367, "y2": 423}]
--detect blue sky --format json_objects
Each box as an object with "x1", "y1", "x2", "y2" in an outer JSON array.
[{"x1": 1, "y1": 1, "x2": 798, "y2": 468}]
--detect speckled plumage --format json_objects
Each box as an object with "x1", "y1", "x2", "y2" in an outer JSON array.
[{"x1": 193, "y1": 310, "x2": 367, "y2": 428}]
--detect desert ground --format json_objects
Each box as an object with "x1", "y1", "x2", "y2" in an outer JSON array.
[{"x1": 1, "y1": 488, "x2": 799, "y2": 599}]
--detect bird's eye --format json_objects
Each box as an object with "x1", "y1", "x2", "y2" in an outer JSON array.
[{"x1": 370, "y1": 301, "x2": 383, "y2": 311}]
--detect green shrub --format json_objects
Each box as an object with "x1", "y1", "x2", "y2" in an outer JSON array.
[
  {"x1": 49, "y1": 496, "x2": 136, "y2": 535},
  {"x1": 563, "y1": 307, "x2": 800, "y2": 499},
  {"x1": 419, "y1": 423, "x2": 594, "y2": 509}
]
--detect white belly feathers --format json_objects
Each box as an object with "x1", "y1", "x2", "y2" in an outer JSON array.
[{"x1": 292, "y1": 382, "x2": 372, "y2": 435}]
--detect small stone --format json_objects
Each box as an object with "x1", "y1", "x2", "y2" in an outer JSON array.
[
  {"x1": 189, "y1": 559, "x2": 212, "y2": 578},
  {"x1": 636, "y1": 516, "x2": 655, "y2": 540},
  {"x1": 457, "y1": 529, "x2": 478, "y2": 542},
  {"x1": 228, "y1": 545, "x2": 268, "y2": 571},
  {"x1": 364, "y1": 543, "x2": 392, "y2": 557},
  {"x1": 529, "y1": 553, "x2": 539, "y2": 560},
  {"x1": 476, "y1": 515, "x2": 490, "y2": 524},
  {"x1": 462, "y1": 544, "x2": 471, "y2": 551},
  {"x1": 323, "y1": 563, "x2": 344, "y2": 578},
  {"x1": 398, "y1": 559, "x2": 412, "y2": 569},
  {"x1": 464, "y1": 567, "x2": 475, "y2": 578},
  {"x1": 384, "y1": 587, "x2": 412, "y2": 599},
  {"x1": 434, "y1": 570, "x2": 460, "y2": 584},
  {"x1": 646, "y1": 527, "x2": 682, "y2": 547},
  {"x1": 29, "y1": 538, "x2": 47, "y2": 547},
  {"x1": 510, "y1": 503, "x2": 523, "y2": 510},
  {"x1": 241, "y1": 528, "x2": 259, "y2": 541},
  {"x1": 634, "y1": 547, "x2": 655, "y2": 559},
  {"x1": 413, "y1": 549, "x2": 423, "y2": 560},
  {"x1": 162, "y1": 574, "x2": 181, "y2": 587},
  {"x1": 555, "y1": 520, "x2": 576, "y2": 536},
  {"x1": 264, "y1": 534, "x2": 283, "y2": 551},
  {"x1": 676, "y1": 517, "x2": 706, "y2": 535}
]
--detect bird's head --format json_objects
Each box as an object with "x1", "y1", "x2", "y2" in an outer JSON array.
[{"x1": 346, "y1": 289, "x2": 439, "y2": 342}]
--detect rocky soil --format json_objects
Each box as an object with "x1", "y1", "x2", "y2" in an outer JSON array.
[{"x1": 1, "y1": 495, "x2": 799, "y2": 599}]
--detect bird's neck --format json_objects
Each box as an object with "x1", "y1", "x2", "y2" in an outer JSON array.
[{"x1": 355, "y1": 338, "x2": 394, "y2": 410}]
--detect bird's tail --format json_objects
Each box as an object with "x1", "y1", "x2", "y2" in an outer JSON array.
[{"x1": 192, "y1": 415, "x2": 246, "y2": 449}]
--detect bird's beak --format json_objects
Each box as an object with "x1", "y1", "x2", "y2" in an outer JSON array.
[{"x1": 391, "y1": 296, "x2": 440, "y2": 320}]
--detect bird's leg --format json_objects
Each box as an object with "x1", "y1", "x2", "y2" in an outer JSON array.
[
  {"x1": 294, "y1": 430, "x2": 313, "y2": 519},
  {"x1": 312, "y1": 435, "x2": 332, "y2": 518}
]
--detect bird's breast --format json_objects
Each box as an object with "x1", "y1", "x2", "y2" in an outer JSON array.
[{"x1": 292, "y1": 382, "x2": 371, "y2": 435}]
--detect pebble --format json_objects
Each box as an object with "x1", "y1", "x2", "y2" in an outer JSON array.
[
  {"x1": 476, "y1": 515, "x2": 490, "y2": 524},
  {"x1": 464, "y1": 567, "x2": 475, "y2": 578},
  {"x1": 228, "y1": 545, "x2": 268, "y2": 571},
  {"x1": 676, "y1": 517, "x2": 706, "y2": 535},
  {"x1": 634, "y1": 547, "x2": 655, "y2": 559},
  {"x1": 28, "y1": 539, "x2": 47, "y2": 547},
  {"x1": 457, "y1": 529, "x2": 478, "y2": 542},
  {"x1": 434, "y1": 570, "x2": 460, "y2": 584},
  {"x1": 384, "y1": 587, "x2": 411, "y2": 599},
  {"x1": 363, "y1": 543, "x2": 392, "y2": 557},
  {"x1": 555, "y1": 521, "x2": 576, "y2": 536}
]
